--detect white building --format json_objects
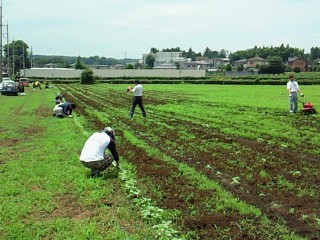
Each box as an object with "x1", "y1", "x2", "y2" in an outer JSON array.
[{"x1": 142, "y1": 51, "x2": 186, "y2": 67}]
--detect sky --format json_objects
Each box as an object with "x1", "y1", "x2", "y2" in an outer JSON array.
[{"x1": 2, "y1": 0, "x2": 320, "y2": 59}]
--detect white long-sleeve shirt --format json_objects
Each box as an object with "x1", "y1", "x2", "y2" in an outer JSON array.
[{"x1": 79, "y1": 132, "x2": 111, "y2": 162}]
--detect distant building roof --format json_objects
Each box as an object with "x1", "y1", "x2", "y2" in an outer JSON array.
[
  {"x1": 186, "y1": 60, "x2": 210, "y2": 65},
  {"x1": 153, "y1": 63, "x2": 177, "y2": 69},
  {"x1": 235, "y1": 58, "x2": 247, "y2": 63},
  {"x1": 247, "y1": 56, "x2": 266, "y2": 61},
  {"x1": 288, "y1": 57, "x2": 301, "y2": 62}
]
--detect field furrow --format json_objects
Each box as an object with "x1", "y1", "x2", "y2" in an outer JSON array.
[{"x1": 59, "y1": 83, "x2": 320, "y2": 239}]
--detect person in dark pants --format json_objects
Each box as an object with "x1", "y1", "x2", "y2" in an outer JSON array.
[
  {"x1": 53, "y1": 102, "x2": 76, "y2": 118},
  {"x1": 79, "y1": 127, "x2": 119, "y2": 177},
  {"x1": 128, "y1": 80, "x2": 146, "y2": 118},
  {"x1": 17, "y1": 81, "x2": 25, "y2": 93},
  {"x1": 33, "y1": 81, "x2": 42, "y2": 90},
  {"x1": 54, "y1": 94, "x2": 65, "y2": 105}
]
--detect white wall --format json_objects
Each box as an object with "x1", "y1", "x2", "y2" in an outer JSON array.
[{"x1": 22, "y1": 68, "x2": 206, "y2": 79}]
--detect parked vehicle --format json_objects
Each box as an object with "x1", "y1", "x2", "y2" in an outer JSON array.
[
  {"x1": 2, "y1": 81, "x2": 18, "y2": 96},
  {"x1": 19, "y1": 78, "x2": 29, "y2": 87},
  {"x1": 0, "y1": 77, "x2": 13, "y2": 91}
]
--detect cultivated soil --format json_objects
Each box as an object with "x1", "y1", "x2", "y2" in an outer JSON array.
[{"x1": 61, "y1": 84, "x2": 320, "y2": 239}]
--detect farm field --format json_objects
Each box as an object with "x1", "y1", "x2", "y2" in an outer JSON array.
[{"x1": 1, "y1": 83, "x2": 320, "y2": 239}]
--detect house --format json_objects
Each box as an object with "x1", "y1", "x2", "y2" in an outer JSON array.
[
  {"x1": 234, "y1": 58, "x2": 248, "y2": 67},
  {"x1": 113, "y1": 64, "x2": 125, "y2": 69},
  {"x1": 287, "y1": 57, "x2": 308, "y2": 72},
  {"x1": 44, "y1": 63, "x2": 58, "y2": 68},
  {"x1": 194, "y1": 57, "x2": 228, "y2": 69},
  {"x1": 212, "y1": 58, "x2": 230, "y2": 67},
  {"x1": 184, "y1": 60, "x2": 210, "y2": 70},
  {"x1": 87, "y1": 65, "x2": 110, "y2": 69},
  {"x1": 195, "y1": 57, "x2": 214, "y2": 69},
  {"x1": 246, "y1": 56, "x2": 267, "y2": 68}
]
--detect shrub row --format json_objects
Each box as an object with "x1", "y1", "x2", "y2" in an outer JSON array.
[{"x1": 28, "y1": 76, "x2": 320, "y2": 85}]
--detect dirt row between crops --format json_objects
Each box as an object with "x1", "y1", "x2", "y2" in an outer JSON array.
[
  {"x1": 62, "y1": 86, "x2": 320, "y2": 239},
  {"x1": 118, "y1": 113, "x2": 320, "y2": 239},
  {"x1": 65, "y1": 99, "x2": 247, "y2": 238}
]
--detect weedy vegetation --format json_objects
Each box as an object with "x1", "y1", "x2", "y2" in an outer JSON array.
[{"x1": 1, "y1": 82, "x2": 319, "y2": 239}]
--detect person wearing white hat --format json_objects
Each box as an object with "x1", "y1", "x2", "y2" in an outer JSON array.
[{"x1": 79, "y1": 127, "x2": 119, "y2": 177}]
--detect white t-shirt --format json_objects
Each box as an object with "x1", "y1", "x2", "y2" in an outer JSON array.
[
  {"x1": 132, "y1": 84, "x2": 143, "y2": 96},
  {"x1": 79, "y1": 132, "x2": 111, "y2": 162},
  {"x1": 287, "y1": 80, "x2": 299, "y2": 93}
]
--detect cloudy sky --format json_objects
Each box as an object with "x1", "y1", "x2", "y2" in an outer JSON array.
[{"x1": 3, "y1": 0, "x2": 320, "y2": 59}]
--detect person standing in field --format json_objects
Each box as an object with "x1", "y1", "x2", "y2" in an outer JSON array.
[
  {"x1": 286, "y1": 74, "x2": 303, "y2": 113},
  {"x1": 128, "y1": 80, "x2": 146, "y2": 118},
  {"x1": 79, "y1": 127, "x2": 120, "y2": 177}
]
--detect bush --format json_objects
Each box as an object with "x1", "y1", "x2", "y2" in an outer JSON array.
[
  {"x1": 80, "y1": 69, "x2": 95, "y2": 84},
  {"x1": 294, "y1": 67, "x2": 301, "y2": 73}
]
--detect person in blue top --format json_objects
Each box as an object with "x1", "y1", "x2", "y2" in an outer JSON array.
[{"x1": 53, "y1": 102, "x2": 76, "y2": 118}]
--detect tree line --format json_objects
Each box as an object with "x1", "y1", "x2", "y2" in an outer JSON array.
[{"x1": 3, "y1": 40, "x2": 320, "y2": 76}]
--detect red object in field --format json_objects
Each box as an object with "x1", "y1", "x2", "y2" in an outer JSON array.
[{"x1": 301, "y1": 102, "x2": 316, "y2": 115}]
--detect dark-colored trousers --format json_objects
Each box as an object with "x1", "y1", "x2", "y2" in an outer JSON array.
[{"x1": 129, "y1": 96, "x2": 146, "y2": 117}]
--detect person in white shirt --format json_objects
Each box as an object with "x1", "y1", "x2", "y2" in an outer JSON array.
[
  {"x1": 286, "y1": 74, "x2": 303, "y2": 113},
  {"x1": 128, "y1": 80, "x2": 146, "y2": 118},
  {"x1": 79, "y1": 127, "x2": 119, "y2": 177}
]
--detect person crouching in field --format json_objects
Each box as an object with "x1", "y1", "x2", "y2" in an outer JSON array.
[
  {"x1": 79, "y1": 127, "x2": 120, "y2": 177},
  {"x1": 33, "y1": 81, "x2": 42, "y2": 90},
  {"x1": 53, "y1": 102, "x2": 76, "y2": 118},
  {"x1": 54, "y1": 94, "x2": 65, "y2": 105},
  {"x1": 17, "y1": 81, "x2": 25, "y2": 93}
]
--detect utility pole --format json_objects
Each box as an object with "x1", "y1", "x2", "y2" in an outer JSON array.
[
  {"x1": 30, "y1": 46, "x2": 33, "y2": 68},
  {"x1": 3, "y1": 20, "x2": 9, "y2": 77},
  {"x1": 22, "y1": 45, "x2": 25, "y2": 77},
  {"x1": 6, "y1": 21, "x2": 9, "y2": 76},
  {"x1": 0, "y1": 0, "x2": 3, "y2": 82},
  {"x1": 12, "y1": 38, "x2": 14, "y2": 75}
]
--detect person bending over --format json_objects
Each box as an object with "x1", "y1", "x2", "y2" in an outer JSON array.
[{"x1": 79, "y1": 127, "x2": 119, "y2": 177}]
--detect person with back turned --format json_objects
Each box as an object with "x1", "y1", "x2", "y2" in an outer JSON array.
[
  {"x1": 127, "y1": 80, "x2": 146, "y2": 118},
  {"x1": 79, "y1": 127, "x2": 119, "y2": 177}
]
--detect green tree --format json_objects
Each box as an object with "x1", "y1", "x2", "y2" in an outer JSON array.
[
  {"x1": 267, "y1": 56, "x2": 285, "y2": 74},
  {"x1": 162, "y1": 47, "x2": 181, "y2": 52},
  {"x1": 237, "y1": 64, "x2": 244, "y2": 71},
  {"x1": 183, "y1": 47, "x2": 199, "y2": 61},
  {"x1": 145, "y1": 54, "x2": 155, "y2": 68},
  {"x1": 310, "y1": 47, "x2": 320, "y2": 60},
  {"x1": 259, "y1": 56, "x2": 285, "y2": 74},
  {"x1": 80, "y1": 68, "x2": 95, "y2": 84},
  {"x1": 150, "y1": 47, "x2": 159, "y2": 53},
  {"x1": 203, "y1": 47, "x2": 219, "y2": 59},
  {"x1": 134, "y1": 62, "x2": 142, "y2": 69},
  {"x1": 75, "y1": 56, "x2": 87, "y2": 69},
  {"x1": 3, "y1": 40, "x2": 30, "y2": 75},
  {"x1": 126, "y1": 64, "x2": 134, "y2": 69},
  {"x1": 293, "y1": 67, "x2": 301, "y2": 73}
]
